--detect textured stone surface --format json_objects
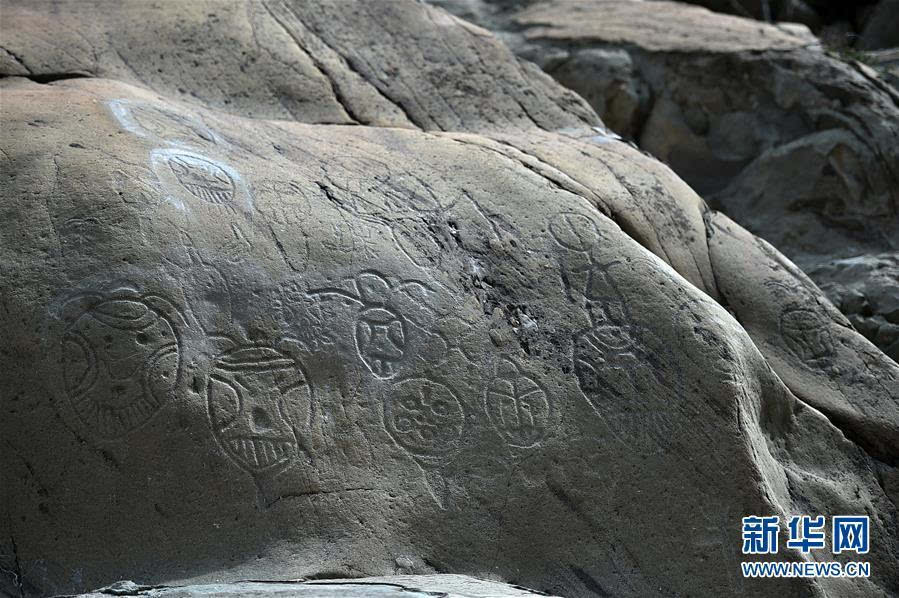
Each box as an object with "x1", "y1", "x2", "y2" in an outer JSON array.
[
  {"x1": 1, "y1": 2, "x2": 898, "y2": 598},
  {"x1": 431, "y1": 0, "x2": 899, "y2": 358},
  {"x1": 0, "y1": 0, "x2": 595, "y2": 133},
  {"x1": 807, "y1": 253, "x2": 899, "y2": 362},
  {"x1": 58, "y1": 575, "x2": 559, "y2": 597}
]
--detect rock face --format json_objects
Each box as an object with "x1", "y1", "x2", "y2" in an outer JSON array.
[
  {"x1": 430, "y1": 0, "x2": 899, "y2": 359},
  {"x1": 60, "y1": 575, "x2": 559, "y2": 598},
  {"x1": 807, "y1": 254, "x2": 899, "y2": 361},
  {"x1": 1, "y1": 2, "x2": 898, "y2": 598},
  {"x1": 660, "y1": 0, "x2": 899, "y2": 49}
]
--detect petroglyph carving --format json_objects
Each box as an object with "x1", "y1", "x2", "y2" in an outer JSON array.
[
  {"x1": 573, "y1": 318, "x2": 685, "y2": 452},
  {"x1": 485, "y1": 357, "x2": 550, "y2": 449},
  {"x1": 780, "y1": 305, "x2": 836, "y2": 365},
  {"x1": 133, "y1": 105, "x2": 216, "y2": 144},
  {"x1": 382, "y1": 376, "x2": 465, "y2": 508},
  {"x1": 61, "y1": 289, "x2": 182, "y2": 438},
  {"x1": 308, "y1": 271, "x2": 440, "y2": 379},
  {"x1": 150, "y1": 149, "x2": 248, "y2": 212},
  {"x1": 179, "y1": 232, "x2": 233, "y2": 333},
  {"x1": 548, "y1": 211, "x2": 612, "y2": 303},
  {"x1": 207, "y1": 345, "x2": 311, "y2": 476},
  {"x1": 272, "y1": 282, "x2": 339, "y2": 352},
  {"x1": 381, "y1": 172, "x2": 458, "y2": 214},
  {"x1": 61, "y1": 217, "x2": 101, "y2": 252},
  {"x1": 168, "y1": 154, "x2": 234, "y2": 204},
  {"x1": 257, "y1": 180, "x2": 312, "y2": 225},
  {"x1": 549, "y1": 212, "x2": 601, "y2": 252},
  {"x1": 108, "y1": 99, "x2": 218, "y2": 146},
  {"x1": 384, "y1": 378, "x2": 464, "y2": 460},
  {"x1": 549, "y1": 209, "x2": 688, "y2": 453}
]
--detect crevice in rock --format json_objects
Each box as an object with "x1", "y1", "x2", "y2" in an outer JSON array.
[
  {"x1": 0, "y1": 45, "x2": 31, "y2": 75},
  {"x1": 280, "y1": 1, "x2": 422, "y2": 129},
  {"x1": 701, "y1": 210, "x2": 732, "y2": 312},
  {"x1": 260, "y1": 0, "x2": 362, "y2": 125},
  {"x1": 0, "y1": 72, "x2": 93, "y2": 84},
  {"x1": 267, "y1": 487, "x2": 377, "y2": 508},
  {"x1": 442, "y1": 133, "x2": 613, "y2": 218},
  {"x1": 305, "y1": 581, "x2": 449, "y2": 598},
  {"x1": 7, "y1": 532, "x2": 24, "y2": 598}
]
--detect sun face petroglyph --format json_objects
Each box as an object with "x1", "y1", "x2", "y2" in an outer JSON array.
[
  {"x1": 206, "y1": 345, "x2": 312, "y2": 476},
  {"x1": 61, "y1": 289, "x2": 182, "y2": 438}
]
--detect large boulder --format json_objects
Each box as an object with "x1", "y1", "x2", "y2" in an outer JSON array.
[
  {"x1": 430, "y1": 0, "x2": 899, "y2": 359},
  {"x1": 1, "y1": 2, "x2": 897, "y2": 597}
]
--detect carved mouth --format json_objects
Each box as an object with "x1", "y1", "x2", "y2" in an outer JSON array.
[
  {"x1": 222, "y1": 435, "x2": 296, "y2": 470},
  {"x1": 181, "y1": 183, "x2": 232, "y2": 204}
]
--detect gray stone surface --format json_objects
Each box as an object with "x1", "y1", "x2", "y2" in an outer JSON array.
[
  {"x1": 0, "y1": 0, "x2": 595, "y2": 133},
  {"x1": 430, "y1": 0, "x2": 899, "y2": 358},
  {"x1": 1, "y1": 2, "x2": 898, "y2": 598},
  {"x1": 806, "y1": 253, "x2": 899, "y2": 362}
]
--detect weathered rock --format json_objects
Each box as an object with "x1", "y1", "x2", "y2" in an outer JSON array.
[
  {"x1": 0, "y1": 0, "x2": 595, "y2": 133},
  {"x1": 58, "y1": 575, "x2": 558, "y2": 597},
  {"x1": 806, "y1": 253, "x2": 899, "y2": 361},
  {"x1": 1, "y1": 2, "x2": 898, "y2": 598},
  {"x1": 869, "y1": 47, "x2": 899, "y2": 88},
  {"x1": 431, "y1": 0, "x2": 899, "y2": 358},
  {"x1": 660, "y1": 0, "x2": 875, "y2": 36}
]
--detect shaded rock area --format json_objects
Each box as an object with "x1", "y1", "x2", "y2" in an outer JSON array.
[
  {"x1": 430, "y1": 0, "x2": 899, "y2": 359},
  {"x1": 1, "y1": 2, "x2": 898, "y2": 598},
  {"x1": 655, "y1": 0, "x2": 898, "y2": 50},
  {"x1": 807, "y1": 253, "x2": 899, "y2": 361},
  {"x1": 57, "y1": 575, "x2": 558, "y2": 598}
]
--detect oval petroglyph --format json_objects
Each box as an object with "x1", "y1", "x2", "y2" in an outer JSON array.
[
  {"x1": 549, "y1": 211, "x2": 601, "y2": 252},
  {"x1": 206, "y1": 345, "x2": 312, "y2": 476},
  {"x1": 484, "y1": 357, "x2": 551, "y2": 449},
  {"x1": 61, "y1": 289, "x2": 182, "y2": 438},
  {"x1": 108, "y1": 99, "x2": 218, "y2": 146},
  {"x1": 384, "y1": 377, "x2": 464, "y2": 460},
  {"x1": 150, "y1": 149, "x2": 249, "y2": 212},
  {"x1": 779, "y1": 305, "x2": 836, "y2": 366},
  {"x1": 308, "y1": 271, "x2": 440, "y2": 380},
  {"x1": 168, "y1": 154, "x2": 234, "y2": 204}
]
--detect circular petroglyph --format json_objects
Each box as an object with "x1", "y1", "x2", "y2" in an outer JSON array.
[
  {"x1": 61, "y1": 292, "x2": 181, "y2": 438},
  {"x1": 384, "y1": 378, "x2": 464, "y2": 459},
  {"x1": 207, "y1": 346, "x2": 312, "y2": 475},
  {"x1": 167, "y1": 154, "x2": 235, "y2": 204},
  {"x1": 549, "y1": 212, "x2": 600, "y2": 252},
  {"x1": 780, "y1": 306, "x2": 835, "y2": 364}
]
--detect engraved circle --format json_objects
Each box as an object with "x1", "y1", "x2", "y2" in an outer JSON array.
[
  {"x1": 484, "y1": 359, "x2": 550, "y2": 449},
  {"x1": 549, "y1": 212, "x2": 600, "y2": 252},
  {"x1": 168, "y1": 154, "x2": 235, "y2": 204},
  {"x1": 384, "y1": 378, "x2": 464, "y2": 459},
  {"x1": 780, "y1": 306, "x2": 835, "y2": 363},
  {"x1": 61, "y1": 295, "x2": 180, "y2": 438},
  {"x1": 206, "y1": 346, "x2": 311, "y2": 475}
]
